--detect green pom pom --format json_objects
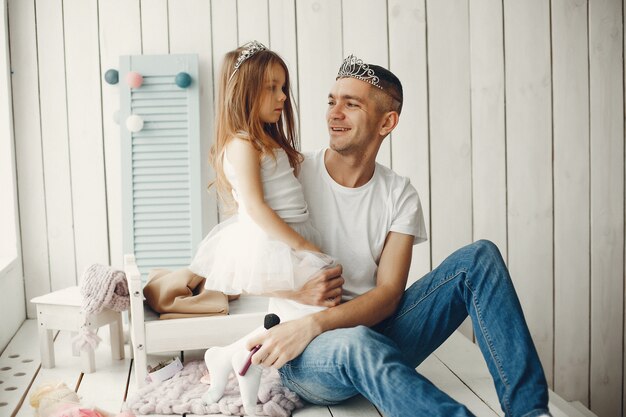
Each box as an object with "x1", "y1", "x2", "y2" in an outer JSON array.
[
  {"x1": 104, "y1": 69, "x2": 119, "y2": 85},
  {"x1": 175, "y1": 72, "x2": 192, "y2": 88}
]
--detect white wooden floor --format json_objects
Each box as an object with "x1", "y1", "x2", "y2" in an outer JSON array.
[{"x1": 0, "y1": 320, "x2": 596, "y2": 417}]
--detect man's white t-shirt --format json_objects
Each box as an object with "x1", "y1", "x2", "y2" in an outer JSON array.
[{"x1": 298, "y1": 149, "x2": 427, "y2": 299}]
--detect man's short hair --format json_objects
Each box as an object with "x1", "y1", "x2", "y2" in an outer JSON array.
[
  {"x1": 335, "y1": 55, "x2": 403, "y2": 115},
  {"x1": 368, "y1": 64, "x2": 403, "y2": 115}
]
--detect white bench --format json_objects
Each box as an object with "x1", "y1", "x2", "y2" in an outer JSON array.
[{"x1": 124, "y1": 254, "x2": 269, "y2": 386}]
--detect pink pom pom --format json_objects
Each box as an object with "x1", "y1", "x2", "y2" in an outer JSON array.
[
  {"x1": 78, "y1": 409, "x2": 105, "y2": 417},
  {"x1": 125, "y1": 71, "x2": 143, "y2": 88}
]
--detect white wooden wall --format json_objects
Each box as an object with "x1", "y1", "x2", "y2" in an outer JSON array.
[
  {"x1": 6, "y1": 1, "x2": 625, "y2": 416},
  {"x1": 0, "y1": 0, "x2": 25, "y2": 355}
]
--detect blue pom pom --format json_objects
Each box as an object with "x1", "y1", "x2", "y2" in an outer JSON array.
[
  {"x1": 104, "y1": 69, "x2": 119, "y2": 85},
  {"x1": 175, "y1": 72, "x2": 192, "y2": 88}
]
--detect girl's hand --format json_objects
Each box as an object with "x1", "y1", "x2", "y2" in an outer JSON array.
[{"x1": 270, "y1": 264, "x2": 343, "y2": 307}]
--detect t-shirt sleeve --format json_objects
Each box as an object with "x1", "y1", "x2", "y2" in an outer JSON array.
[{"x1": 390, "y1": 179, "x2": 428, "y2": 245}]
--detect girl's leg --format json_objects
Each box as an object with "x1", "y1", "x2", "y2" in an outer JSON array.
[
  {"x1": 204, "y1": 250, "x2": 332, "y2": 407},
  {"x1": 202, "y1": 326, "x2": 264, "y2": 404},
  {"x1": 233, "y1": 349, "x2": 263, "y2": 416},
  {"x1": 231, "y1": 299, "x2": 323, "y2": 413},
  {"x1": 203, "y1": 298, "x2": 323, "y2": 406}
]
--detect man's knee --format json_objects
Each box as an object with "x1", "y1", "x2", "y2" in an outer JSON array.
[
  {"x1": 464, "y1": 240, "x2": 514, "y2": 290},
  {"x1": 469, "y1": 239, "x2": 504, "y2": 265},
  {"x1": 473, "y1": 238, "x2": 499, "y2": 254}
]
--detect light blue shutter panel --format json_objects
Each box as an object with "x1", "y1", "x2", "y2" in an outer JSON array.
[{"x1": 120, "y1": 54, "x2": 203, "y2": 280}]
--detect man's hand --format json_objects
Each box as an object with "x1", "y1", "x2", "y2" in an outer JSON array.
[
  {"x1": 285, "y1": 264, "x2": 344, "y2": 307},
  {"x1": 246, "y1": 315, "x2": 321, "y2": 369}
]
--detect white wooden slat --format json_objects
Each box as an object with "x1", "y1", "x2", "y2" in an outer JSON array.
[
  {"x1": 434, "y1": 332, "x2": 503, "y2": 416},
  {"x1": 15, "y1": 331, "x2": 82, "y2": 417},
  {"x1": 548, "y1": 393, "x2": 599, "y2": 417},
  {"x1": 99, "y1": 0, "x2": 142, "y2": 271},
  {"x1": 0, "y1": 320, "x2": 39, "y2": 417},
  {"x1": 435, "y1": 332, "x2": 593, "y2": 417},
  {"x1": 296, "y1": 0, "x2": 342, "y2": 152},
  {"x1": 268, "y1": 0, "x2": 299, "y2": 106},
  {"x1": 328, "y1": 395, "x2": 382, "y2": 417},
  {"x1": 551, "y1": 0, "x2": 590, "y2": 405},
  {"x1": 589, "y1": 0, "x2": 624, "y2": 415},
  {"x1": 388, "y1": 0, "x2": 432, "y2": 282},
  {"x1": 8, "y1": 0, "x2": 51, "y2": 318},
  {"x1": 140, "y1": 0, "x2": 170, "y2": 54},
  {"x1": 503, "y1": 0, "x2": 554, "y2": 384},
  {"x1": 237, "y1": 0, "x2": 270, "y2": 46},
  {"x1": 0, "y1": 0, "x2": 25, "y2": 349},
  {"x1": 169, "y1": 0, "x2": 218, "y2": 237},
  {"x1": 342, "y1": 0, "x2": 391, "y2": 168},
  {"x1": 0, "y1": 260, "x2": 25, "y2": 354},
  {"x1": 76, "y1": 330, "x2": 132, "y2": 413},
  {"x1": 208, "y1": 0, "x2": 237, "y2": 224},
  {"x1": 426, "y1": 0, "x2": 473, "y2": 339},
  {"x1": 417, "y1": 354, "x2": 500, "y2": 416},
  {"x1": 35, "y1": 0, "x2": 77, "y2": 290},
  {"x1": 468, "y1": 0, "x2": 507, "y2": 257},
  {"x1": 571, "y1": 400, "x2": 599, "y2": 417},
  {"x1": 293, "y1": 405, "x2": 333, "y2": 417},
  {"x1": 426, "y1": 0, "x2": 473, "y2": 263},
  {"x1": 210, "y1": 0, "x2": 238, "y2": 109},
  {"x1": 64, "y1": 0, "x2": 111, "y2": 277},
  {"x1": 0, "y1": 0, "x2": 18, "y2": 264}
]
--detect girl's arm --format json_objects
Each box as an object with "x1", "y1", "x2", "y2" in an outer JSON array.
[{"x1": 226, "y1": 138, "x2": 321, "y2": 253}]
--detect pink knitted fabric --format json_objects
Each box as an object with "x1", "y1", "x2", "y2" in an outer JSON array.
[
  {"x1": 80, "y1": 264, "x2": 129, "y2": 314},
  {"x1": 125, "y1": 360, "x2": 303, "y2": 416},
  {"x1": 73, "y1": 264, "x2": 130, "y2": 352}
]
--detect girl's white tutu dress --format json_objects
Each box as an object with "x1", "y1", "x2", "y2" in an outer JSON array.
[{"x1": 189, "y1": 148, "x2": 334, "y2": 295}]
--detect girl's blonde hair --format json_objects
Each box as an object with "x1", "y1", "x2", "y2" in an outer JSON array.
[{"x1": 210, "y1": 46, "x2": 301, "y2": 207}]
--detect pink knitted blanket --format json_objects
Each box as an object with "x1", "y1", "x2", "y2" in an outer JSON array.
[{"x1": 124, "y1": 360, "x2": 303, "y2": 416}]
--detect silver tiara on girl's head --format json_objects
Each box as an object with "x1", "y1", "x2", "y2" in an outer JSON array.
[
  {"x1": 229, "y1": 40, "x2": 267, "y2": 82},
  {"x1": 336, "y1": 54, "x2": 383, "y2": 90}
]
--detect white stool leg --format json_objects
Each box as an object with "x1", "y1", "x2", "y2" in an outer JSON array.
[
  {"x1": 71, "y1": 331, "x2": 80, "y2": 356},
  {"x1": 81, "y1": 345, "x2": 96, "y2": 373},
  {"x1": 110, "y1": 313, "x2": 124, "y2": 360},
  {"x1": 38, "y1": 325, "x2": 55, "y2": 369},
  {"x1": 80, "y1": 313, "x2": 96, "y2": 373}
]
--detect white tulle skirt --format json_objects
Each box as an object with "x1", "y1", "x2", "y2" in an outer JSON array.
[{"x1": 189, "y1": 215, "x2": 334, "y2": 295}]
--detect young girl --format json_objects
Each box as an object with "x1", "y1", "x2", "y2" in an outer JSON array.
[{"x1": 188, "y1": 41, "x2": 334, "y2": 415}]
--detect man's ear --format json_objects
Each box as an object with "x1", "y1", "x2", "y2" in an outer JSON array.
[{"x1": 379, "y1": 111, "x2": 399, "y2": 137}]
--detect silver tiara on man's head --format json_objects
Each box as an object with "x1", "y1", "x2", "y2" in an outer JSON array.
[
  {"x1": 229, "y1": 40, "x2": 267, "y2": 82},
  {"x1": 336, "y1": 54, "x2": 383, "y2": 90}
]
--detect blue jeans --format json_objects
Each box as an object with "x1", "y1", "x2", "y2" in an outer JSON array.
[{"x1": 278, "y1": 240, "x2": 550, "y2": 417}]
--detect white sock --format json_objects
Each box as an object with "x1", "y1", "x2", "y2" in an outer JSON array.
[
  {"x1": 202, "y1": 326, "x2": 264, "y2": 404},
  {"x1": 232, "y1": 349, "x2": 262, "y2": 417},
  {"x1": 202, "y1": 344, "x2": 240, "y2": 403}
]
